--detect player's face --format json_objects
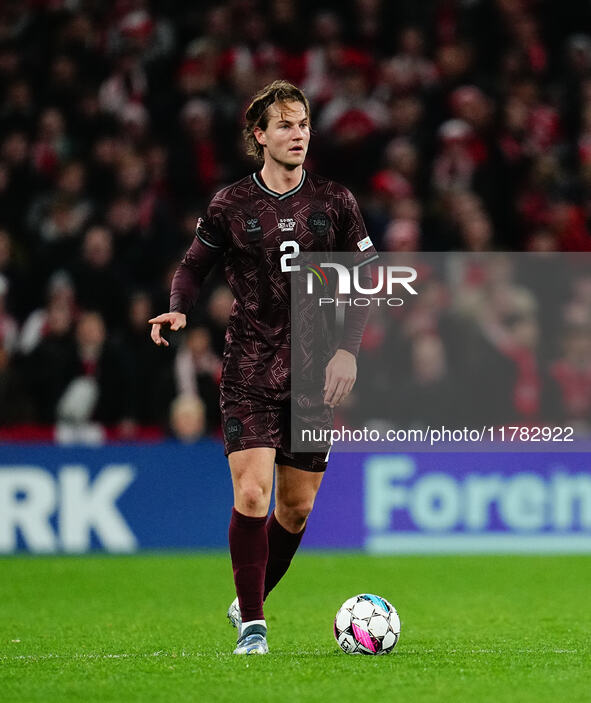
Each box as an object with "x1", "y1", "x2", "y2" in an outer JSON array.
[{"x1": 255, "y1": 101, "x2": 310, "y2": 169}]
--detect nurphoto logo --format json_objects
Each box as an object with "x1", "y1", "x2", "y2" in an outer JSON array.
[{"x1": 305, "y1": 261, "x2": 419, "y2": 307}]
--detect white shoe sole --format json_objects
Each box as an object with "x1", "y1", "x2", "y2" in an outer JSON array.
[{"x1": 233, "y1": 641, "x2": 269, "y2": 655}]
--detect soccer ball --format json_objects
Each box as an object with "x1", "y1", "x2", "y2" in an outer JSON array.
[{"x1": 334, "y1": 594, "x2": 400, "y2": 655}]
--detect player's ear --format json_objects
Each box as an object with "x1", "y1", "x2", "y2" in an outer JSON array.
[{"x1": 253, "y1": 126, "x2": 266, "y2": 146}]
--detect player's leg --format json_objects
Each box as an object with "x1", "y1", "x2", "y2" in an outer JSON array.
[
  {"x1": 264, "y1": 461, "x2": 325, "y2": 599},
  {"x1": 228, "y1": 447, "x2": 275, "y2": 653},
  {"x1": 230, "y1": 446, "x2": 275, "y2": 517}
]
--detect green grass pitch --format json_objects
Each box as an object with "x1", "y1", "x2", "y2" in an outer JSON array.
[{"x1": 0, "y1": 553, "x2": 589, "y2": 703}]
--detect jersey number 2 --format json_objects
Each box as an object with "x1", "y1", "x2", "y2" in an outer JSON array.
[{"x1": 280, "y1": 240, "x2": 300, "y2": 272}]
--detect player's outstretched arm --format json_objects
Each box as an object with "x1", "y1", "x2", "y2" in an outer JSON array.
[{"x1": 148, "y1": 312, "x2": 187, "y2": 347}]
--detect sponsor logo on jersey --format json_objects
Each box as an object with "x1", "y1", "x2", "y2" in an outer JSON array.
[
  {"x1": 278, "y1": 218, "x2": 296, "y2": 232},
  {"x1": 307, "y1": 211, "x2": 330, "y2": 236},
  {"x1": 357, "y1": 236, "x2": 373, "y2": 251}
]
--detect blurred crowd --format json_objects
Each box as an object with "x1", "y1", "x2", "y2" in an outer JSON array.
[{"x1": 1, "y1": 0, "x2": 591, "y2": 440}]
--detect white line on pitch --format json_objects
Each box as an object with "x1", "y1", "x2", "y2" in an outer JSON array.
[{"x1": 0, "y1": 648, "x2": 580, "y2": 662}]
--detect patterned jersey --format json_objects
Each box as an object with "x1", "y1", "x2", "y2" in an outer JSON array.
[{"x1": 170, "y1": 169, "x2": 376, "y2": 396}]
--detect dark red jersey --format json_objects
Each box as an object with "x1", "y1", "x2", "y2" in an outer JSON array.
[{"x1": 170, "y1": 169, "x2": 376, "y2": 396}]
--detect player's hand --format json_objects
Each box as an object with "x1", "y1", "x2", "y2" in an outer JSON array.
[
  {"x1": 324, "y1": 349, "x2": 357, "y2": 408},
  {"x1": 148, "y1": 312, "x2": 187, "y2": 347}
]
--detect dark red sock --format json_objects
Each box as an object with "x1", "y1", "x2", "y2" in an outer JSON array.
[
  {"x1": 263, "y1": 510, "x2": 305, "y2": 599},
  {"x1": 229, "y1": 508, "x2": 268, "y2": 622}
]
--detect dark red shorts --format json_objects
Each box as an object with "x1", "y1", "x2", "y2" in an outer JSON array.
[{"x1": 220, "y1": 383, "x2": 332, "y2": 472}]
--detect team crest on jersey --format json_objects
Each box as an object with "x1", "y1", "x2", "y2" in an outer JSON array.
[
  {"x1": 307, "y1": 211, "x2": 330, "y2": 236},
  {"x1": 278, "y1": 218, "x2": 296, "y2": 232}
]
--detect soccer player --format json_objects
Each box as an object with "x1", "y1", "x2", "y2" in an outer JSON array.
[{"x1": 149, "y1": 80, "x2": 376, "y2": 654}]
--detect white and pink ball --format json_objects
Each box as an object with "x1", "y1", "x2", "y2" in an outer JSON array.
[{"x1": 334, "y1": 593, "x2": 401, "y2": 655}]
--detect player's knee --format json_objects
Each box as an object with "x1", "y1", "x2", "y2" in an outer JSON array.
[
  {"x1": 236, "y1": 482, "x2": 270, "y2": 514},
  {"x1": 278, "y1": 501, "x2": 314, "y2": 532}
]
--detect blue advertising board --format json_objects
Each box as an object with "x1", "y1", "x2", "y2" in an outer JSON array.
[
  {"x1": 0, "y1": 440, "x2": 233, "y2": 553},
  {"x1": 0, "y1": 441, "x2": 590, "y2": 554},
  {"x1": 307, "y1": 452, "x2": 591, "y2": 553}
]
